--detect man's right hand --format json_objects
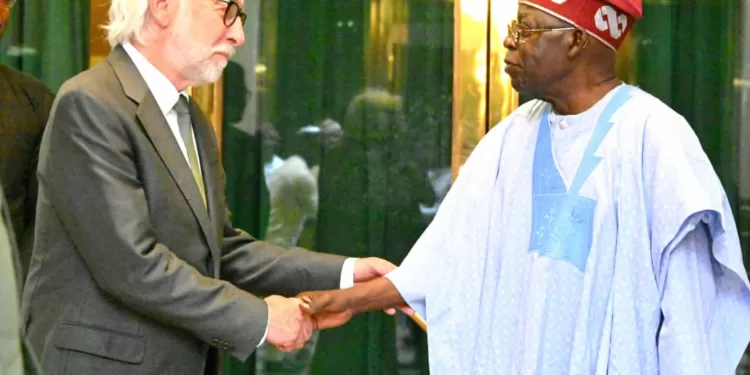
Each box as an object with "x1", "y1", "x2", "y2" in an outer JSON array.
[
  {"x1": 264, "y1": 295, "x2": 313, "y2": 352},
  {"x1": 298, "y1": 278, "x2": 410, "y2": 331},
  {"x1": 298, "y1": 289, "x2": 355, "y2": 330}
]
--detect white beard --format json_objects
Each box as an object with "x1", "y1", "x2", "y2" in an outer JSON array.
[
  {"x1": 168, "y1": 7, "x2": 234, "y2": 85},
  {"x1": 181, "y1": 39, "x2": 233, "y2": 85}
]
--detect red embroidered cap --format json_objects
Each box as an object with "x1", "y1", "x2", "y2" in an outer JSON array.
[{"x1": 519, "y1": 0, "x2": 643, "y2": 50}]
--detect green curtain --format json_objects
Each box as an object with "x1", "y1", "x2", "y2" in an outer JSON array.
[
  {"x1": 0, "y1": 0, "x2": 90, "y2": 92},
  {"x1": 632, "y1": 0, "x2": 738, "y2": 210},
  {"x1": 671, "y1": 1, "x2": 738, "y2": 212}
]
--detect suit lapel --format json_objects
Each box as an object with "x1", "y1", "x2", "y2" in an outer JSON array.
[{"x1": 107, "y1": 46, "x2": 218, "y2": 260}]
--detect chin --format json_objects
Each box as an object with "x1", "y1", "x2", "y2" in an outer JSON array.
[
  {"x1": 509, "y1": 79, "x2": 525, "y2": 94},
  {"x1": 510, "y1": 77, "x2": 538, "y2": 97},
  {"x1": 189, "y1": 64, "x2": 226, "y2": 85}
]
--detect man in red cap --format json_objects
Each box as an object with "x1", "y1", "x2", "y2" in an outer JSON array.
[{"x1": 296, "y1": 1, "x2": 750, "y2": 374}]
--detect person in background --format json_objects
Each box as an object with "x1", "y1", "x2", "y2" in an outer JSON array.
[
  {"x1": 256, "y1": 118, "x2": 343, "y2": 375},
  {"x1": 263, "y1": 119, "x2": 342, "y2": 250},
  {"x1": 0, "y1": 185, "x2": 42, "y2": 375},
  {"x1": 0, "y1": 0, "x2": 55, "y2": 280}
]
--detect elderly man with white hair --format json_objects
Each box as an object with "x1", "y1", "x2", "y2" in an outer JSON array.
[{"x1": 19, "y1": 1, "x2": 400, "y2": 374}]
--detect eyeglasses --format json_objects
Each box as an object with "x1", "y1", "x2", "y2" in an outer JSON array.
[
  {"x1": 507, "y1": 20, "x2": 575, "y2": 44},
  {"x1": 218, "y1": 0, "x2": 247, "y2": 27}
]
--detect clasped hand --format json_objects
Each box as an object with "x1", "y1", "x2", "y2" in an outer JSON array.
[
  {"x1": 263, "y1": 291, "x2": 353, "y2": 352},
  {"x1": 263, "y1": 295, "x2": 316, "y2": 352},
  {"x1": 264, "y1": 257, "x2": 407, "y2": 352}
]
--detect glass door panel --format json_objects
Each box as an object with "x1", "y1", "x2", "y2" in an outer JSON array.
[
  {"x1": 221, "y1": 0, "x2": 454, "y2": 374},
  {"x1": 739, "y1": 0, "x2": 750, "y2": 265}
]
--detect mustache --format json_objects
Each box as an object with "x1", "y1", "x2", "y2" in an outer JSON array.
[{"x1": 212, "y1": 45, "x2": 235, "y2": 57}]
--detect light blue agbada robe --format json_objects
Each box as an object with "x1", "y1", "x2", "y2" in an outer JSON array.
[{"x1": 386, "y1": 85, "x2": 750, "y2": 374}]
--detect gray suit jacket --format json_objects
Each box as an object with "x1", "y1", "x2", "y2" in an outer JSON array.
[{"x1": 20, "y1": 46, "x2": 346, "y2": 375}]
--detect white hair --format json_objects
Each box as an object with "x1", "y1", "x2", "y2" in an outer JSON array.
[{"x1": 102, "y1": 0, "x2": 151, "y2": 47}]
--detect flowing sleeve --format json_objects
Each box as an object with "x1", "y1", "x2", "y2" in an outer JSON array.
[
  {"x1": 384, "y1": 228, "x2": 432, "y2": 318},
  {"x1": 385, "y1": 157, "x2": 470, "y2": 318},
  {"x1": 385, "y1": 113, "x2": 516, "y2": 320},
  {"x1": 658, "y1": 221, "x2": 720, "y2": 374},
  {"x1": 641, "y1": 109, "x2": 750, "y2": 372}
]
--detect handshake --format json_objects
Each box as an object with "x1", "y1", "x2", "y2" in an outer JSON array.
[
  {"x1": 262, "y1": 258, "x2": 414, "y2": 352},
  {"x1": 262, "y1": 289, "x2": 355, "y2": 352}
]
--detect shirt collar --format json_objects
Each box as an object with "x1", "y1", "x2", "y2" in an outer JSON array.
[{"x1": 121, "y1": 41, "x2": 189, "y2": 115}]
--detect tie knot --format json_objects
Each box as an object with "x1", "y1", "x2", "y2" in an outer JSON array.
[{"x1": 173, "y1": 95, "x2": 190, "y2": 116}]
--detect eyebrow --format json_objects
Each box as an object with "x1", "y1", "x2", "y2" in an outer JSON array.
[{"x1": 517, "y1": 13, "x2": 535, "y2": 27}]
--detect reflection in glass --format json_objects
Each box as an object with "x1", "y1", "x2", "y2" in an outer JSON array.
[
  {"x1": 488, "y1": 0, "x2": 518, "y2": 127},
  {"x1": 453, "y1": 0, "x2": 488, "y2": 177},
  {"x1": 738, "y1": 10, "x2": 750, "y2": 374},
  {"x1": 263, "y1": 120, "x2": 343, "y2": 250},
  {"x1": 222, "y1": 0, "x2": 453, "y2": 374},
  {"x1": 189, "y1": 82, "x2": 224, "y2": 144},
  {"x1": 453, "y1": 0, "x2": 519, "y2": 177},
  {"x1": 739, "y1": 0, "x2": 750, "y2": 270}
]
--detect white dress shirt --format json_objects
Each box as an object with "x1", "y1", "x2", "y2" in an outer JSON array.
[
  {"x1": 121, "y1": 42, "x2": 357, "y2": 347},
  {"x1": 121, "y1": 43, "x2": 199, "y2": 173}
]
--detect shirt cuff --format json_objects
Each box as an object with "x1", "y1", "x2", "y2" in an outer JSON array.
[
  {"x1": 257, "y1": 305, "x2": 269, "y2": 347},
  {"x1": 339, "y1": 257, "x2": 358, "y2": 289}
]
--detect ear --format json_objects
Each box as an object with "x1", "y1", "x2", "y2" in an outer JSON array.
[
  {"x1": 567, "y1": 28, "x2": 588, "y2": 59},
  {"x1": 147, "y1": 0, "x2": 179, "y2": 29}
]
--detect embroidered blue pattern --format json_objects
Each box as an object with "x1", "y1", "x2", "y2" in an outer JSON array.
[{"x1": 529, "y1": 87, "x2": 634, "y2": 271}]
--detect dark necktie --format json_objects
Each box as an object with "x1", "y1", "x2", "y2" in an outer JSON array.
[{"x1": 173, "y1": 96, "x2": 207, "y2": 207}]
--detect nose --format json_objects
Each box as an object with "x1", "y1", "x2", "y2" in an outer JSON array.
[
  {"x1": 503, "y1": 33, "x2": 516, "y2": 50},
  {"x1": 227, "y1": 19, "x2": 245, "y2": 47}
]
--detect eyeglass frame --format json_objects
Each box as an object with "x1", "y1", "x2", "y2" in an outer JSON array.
[
  {"x1": 507, "y1": 20, "x2": 576, "y2": 45},
  {"x1": 217, "y1": 0, "x2": 247, "y2": 28}
]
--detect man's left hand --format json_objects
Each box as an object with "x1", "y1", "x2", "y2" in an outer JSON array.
[{"x1": 352, "y1": 257, "x2": 414, "y2": 316}]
